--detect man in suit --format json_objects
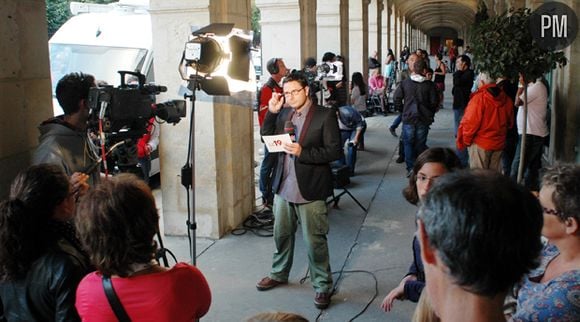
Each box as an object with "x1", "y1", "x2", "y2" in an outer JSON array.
[{"x1": 256, "y1": 71, "x2": 342, "y2": 310}]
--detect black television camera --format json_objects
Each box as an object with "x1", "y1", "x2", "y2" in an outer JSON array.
[
  {"x1": 316, "y1": 60, "x2": 344, "y2": 81},
  {"x1": 87, "y1": 71, "x2": 186, "y2": 174}
]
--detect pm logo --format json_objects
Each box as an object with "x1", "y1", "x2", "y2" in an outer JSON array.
[{"x1": 530, "y1": 2, "x2": 578, "y2": 50}]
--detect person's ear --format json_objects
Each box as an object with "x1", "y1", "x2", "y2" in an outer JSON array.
[
  {"x1": 565, "y1": 217, "x2": 579, "y2": 235},
  {"x1": 417, "y1": 219, "x2": 437, "y2": 265}
]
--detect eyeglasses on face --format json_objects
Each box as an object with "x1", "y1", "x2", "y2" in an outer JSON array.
[
  {"x1": 416, "y1": 174, "x2": 439, "y2": 184},
  {"x1": 283, "y1": 87, "x2": 305, "y2": 97},
  {"x1": 543, "y1": 207, "x2": 562, "y2": 217}
]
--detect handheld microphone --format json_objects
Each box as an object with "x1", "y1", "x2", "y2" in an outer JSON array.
[{"x1": 284, "y1": 121, "x2": 296, "y2": 142}]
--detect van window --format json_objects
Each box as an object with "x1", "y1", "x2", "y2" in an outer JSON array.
[{"x1": 49, "y1": 44, "x2": 147, "y2": 93}]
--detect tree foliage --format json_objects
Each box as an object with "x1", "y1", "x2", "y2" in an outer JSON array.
[
  {"x1": 46, "y1": 0, "x2": 117, "y2": 38},
  {"x1": 470, "y1": 8, "x2": 567, "y2": 81},
  {"x1": 251, "y1": 5, "x2": 261, "y2": 47}
]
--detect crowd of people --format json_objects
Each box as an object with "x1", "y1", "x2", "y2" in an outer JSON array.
[
  {"x1": 0, "y1": 42, "x2": 577, "y2": 321},
  {"x1": 251, "y1": 45, "x2": 577, "y2": 321}
]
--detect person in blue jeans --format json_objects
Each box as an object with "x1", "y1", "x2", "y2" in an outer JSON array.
[
  {"x1": 335, "y1": 105, "x2": 366, "y2": 176},
  {"x1": 393, "y1": 60, "x2": 438, "y2": 176}
]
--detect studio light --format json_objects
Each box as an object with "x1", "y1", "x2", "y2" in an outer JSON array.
[
  {"x1": 177, "y1": 23, "x2": 255, "y2": 265},
  {"x1": 179, "y1": 23, "x2": 255, "y2": 95}
]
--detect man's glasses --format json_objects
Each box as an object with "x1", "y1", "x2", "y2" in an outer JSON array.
[{"x1": 283, "y1": 87, "x2": 305, "y2": 97}]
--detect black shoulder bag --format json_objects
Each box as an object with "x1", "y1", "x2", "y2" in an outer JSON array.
[{"x1": 102, "y1": 275, "x2": 132, "y2": 322}]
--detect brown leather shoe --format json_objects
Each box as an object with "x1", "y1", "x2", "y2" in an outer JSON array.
[
  {"x1": 314, "y1": 292, "x2": 331, "y2": 309},
  {"x1": 256, "y1": 276, "x2": 287, "y2": 291}
]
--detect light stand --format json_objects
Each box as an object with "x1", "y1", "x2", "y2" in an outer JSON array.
[
  {"x1": 178, "y1": 23, "x2": 253, "y2": 265},
  {"x1": 181, "y1": 76, "x2": 198, "y2": 265}
]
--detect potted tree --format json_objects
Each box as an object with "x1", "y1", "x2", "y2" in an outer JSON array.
[{"x1": 470, "y1": 7, "x2": 567, "y2": 184}]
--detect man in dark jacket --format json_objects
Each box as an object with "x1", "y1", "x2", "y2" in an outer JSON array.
[
  {"x1": 394, "y1": 60, "x2": 438, "y2": 175},
  {"x1": 256, "y1": 71, "x2": 341, "y2": 310},
  {"x1": 32, "y1": 72, "x2": 99, "y2": 187},
  {"x1": 452, "y1": 55, "x2": 475, "y2": 167}
]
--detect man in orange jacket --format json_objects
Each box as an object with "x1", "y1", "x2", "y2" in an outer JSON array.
[{"x1": 456, "y1": 72, "x2": 513, "y2": 171}]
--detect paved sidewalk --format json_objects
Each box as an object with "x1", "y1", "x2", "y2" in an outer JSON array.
[{"x1": 160, "y1": 74, "x2": 457, "y2": 321}]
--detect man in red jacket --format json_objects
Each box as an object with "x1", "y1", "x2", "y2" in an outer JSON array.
[{"x1": 456, "y1": 72, "x2": 514, "y2": 171}]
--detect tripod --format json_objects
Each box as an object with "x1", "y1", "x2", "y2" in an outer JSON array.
[{"x1": 326, "y1": 165, "x2": 367, "y2": 213}]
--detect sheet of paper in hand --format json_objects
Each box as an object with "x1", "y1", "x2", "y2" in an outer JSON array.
[{"x1": 263, "y1": 134, "x2": 293, "y2": 153}]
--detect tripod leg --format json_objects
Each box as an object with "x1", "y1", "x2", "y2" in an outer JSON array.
[{"x1": 343, "y1": 188, "x2": 367, "y2": 212}]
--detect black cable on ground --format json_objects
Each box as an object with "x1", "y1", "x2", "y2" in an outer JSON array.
[
  {"x1": 231, "y1": 206, "x2": 274, "y2": 237},
  {"x1": 310, "y1": 142, "x2": 398, "y2": 321}
]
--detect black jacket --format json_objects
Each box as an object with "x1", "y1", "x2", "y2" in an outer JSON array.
[
  {"x1": 452, "y1": 69, "x2": 475, "y2": 110},
  {"x1": 0, "y1": 238, "x2": 91, "y2": 322},
  {"x1": 261, "y1": 105, "x2": 342, "y2": 201},
  {"x1": 394, "y1": 77, "x2": 438, "y2": 125}
]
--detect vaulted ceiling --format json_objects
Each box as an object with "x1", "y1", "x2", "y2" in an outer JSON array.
[{"x1": 392, "y1": 0, "x2": 479, "y2": 33}]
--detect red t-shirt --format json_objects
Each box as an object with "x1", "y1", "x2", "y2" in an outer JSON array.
[{"x1": 75, "y1": 263, "x2": 211, "y2": 322}]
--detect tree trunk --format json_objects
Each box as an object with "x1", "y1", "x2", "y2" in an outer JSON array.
[{"x1": 516, "y1": 79, "x2": 528, "y2": 184}]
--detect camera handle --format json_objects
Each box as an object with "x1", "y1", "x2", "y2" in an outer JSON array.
[{"x1": 117, "y1": 70, "x2": 146, "y2": 88}]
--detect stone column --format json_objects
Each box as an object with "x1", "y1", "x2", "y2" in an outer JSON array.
[
  {"x1": 551, "y1": 0, "x2": 579, "y2": 162},
  {"x1": 317, "y1": 0, "x2": 341, "y2": 62},
  {"x1": 300, "y1": 0, "x2": 317, "y2": 64},
  {"x1": 393, "y1": 10, "x2": 399, "y2": 57},
  {"x1": 349, "y1": 0, "x2": 367, "y2": 78},
  {"x1": 150, "y1": 0, "x2": 254, "y2": 239},
  {"x1": 368, "y1": 0, "x2": 378, "y2": 57},
  {"x1": 376, "y1": 0, "x2": 384, "y2": 63},
  {"x1": 258, "y1": 0, "x2": 301, "y2": 69},
  {"x1": 0, "y1": 0, "x2": 52, "y2": 197},
  {"x1": 383, "y1": 0, "x2": 391, "y2": 53},
  {"x1": 398, "y1": 10, "x2": 403, "y2": 51},
  {"x1": 340, "y1": 0, "x2": 350, "y2": 78}
]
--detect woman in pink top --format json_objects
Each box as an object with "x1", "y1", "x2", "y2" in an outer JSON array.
[
  {"x1": 368, "y1": 69, "x2": 387, "y2": 113},
  {"x1": 75, "y1": 174, "x2": 211, "y2": 322}
]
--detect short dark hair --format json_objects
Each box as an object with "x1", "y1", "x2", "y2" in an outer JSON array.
[
  {"x1": 403, "y1": 147, "x2": 462, "y2": 205},
  {"x1": 75, "y1": 174, "x2": 159, "y2": 277},
  {"x1": 55, "y1": 72, "x2": 95, "y2": 115},
  {"x1": 413, "y1": 60, "x2": 428, "y2": 76},
  {"x1": 0, "y1": 164, "x2": 70, "y2": 280},
  {"x1": 304, "y1": 57, "x2": 317, "y2": 68},
  {"x1": 282, "y1": 70, "x2": 309, "y2": 88},
  {"x1": 541, "y1": 164, "x2": 580, "y2": 223},
  {"x1": 457, "y1": 54, "x2": 471, "y2": 67},
  {"x1": 418, "y1": 170, "x2": 543, "y2": 296},
  {"x1": 322, "y1": 52, "x2": 336, "y2": 62}
]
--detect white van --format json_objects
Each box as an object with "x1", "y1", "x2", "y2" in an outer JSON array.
[{"x1": 48, "y1": 0, "x2": 160, "y2": 177}]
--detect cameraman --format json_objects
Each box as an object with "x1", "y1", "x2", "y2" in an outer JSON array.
[
  {"x1": 33, "y1": 72, "x2": 100, "y2": 188},
  {"x1": 303, "y1": 57, "x2": 320, "y2": 104},
  {"x1": 320, "y1": 52, "x2": 346, "y2": 107}
]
